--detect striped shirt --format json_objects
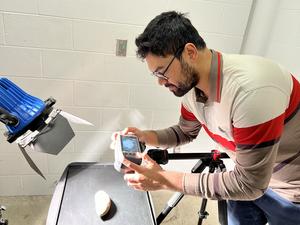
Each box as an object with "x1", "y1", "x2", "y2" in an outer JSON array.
[{"x1": 155, "y1": 50, "x2": 300, "y2": 202}]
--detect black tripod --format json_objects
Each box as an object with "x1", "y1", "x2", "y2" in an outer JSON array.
[
  {"x1": 147, "y1": 149, "x2": 229, "y2": 225},
  {"x1": 0, "y1": 205, "x2": 8, "y2": 225}
]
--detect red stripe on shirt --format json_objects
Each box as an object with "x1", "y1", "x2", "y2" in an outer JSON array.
[
  {"x1": 181, "y1": 104, "x2": 197, "y2": 121},
  {"x1": 233, "y1": 75, "x2": 299, "y2": 147},
  {"x1": 285, "y1": 75, "x2": 300, "y2": 119},
  {"x1": 233, "y1": 113, "x2": 285, "y2": 146},
  {"x1": 202, "y1": 124, "x2": 236, "y2": 151}
]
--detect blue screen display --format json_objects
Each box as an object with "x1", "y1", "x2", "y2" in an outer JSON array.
[{"x1": 121, "y1": 136, "x2": 139, "y2": 152}]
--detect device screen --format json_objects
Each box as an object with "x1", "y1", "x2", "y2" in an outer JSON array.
[{"x1": 121, "y1": 136, "x2": 140, "y2": 152}]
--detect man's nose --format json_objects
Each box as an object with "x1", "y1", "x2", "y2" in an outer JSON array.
[{"x1": 158, "y1": 77, "x2": 167, "y2": 86}]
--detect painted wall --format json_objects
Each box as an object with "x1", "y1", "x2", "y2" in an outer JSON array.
[{"x1": 0, "y1": 0, "x2": 257, "y2": 195}]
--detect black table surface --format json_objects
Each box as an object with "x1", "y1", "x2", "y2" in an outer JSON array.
[{"x1": 46, "y1": 163, "x2": 156, "y2": 225}]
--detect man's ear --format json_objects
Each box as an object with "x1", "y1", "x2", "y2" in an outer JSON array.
[{"x1": 183, "y1": 43, "x2": 198, "y2": 61}]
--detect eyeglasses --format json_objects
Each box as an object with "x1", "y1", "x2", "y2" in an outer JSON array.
[
  {"x1": 151, "y1": 47, "x2": 183, "y2": 80},
  {"x1": 152, "y1": 55, "x2": 176, "y2": 80}
]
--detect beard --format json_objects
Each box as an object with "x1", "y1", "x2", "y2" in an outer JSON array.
[{"x1": 165, "y1": 58, "x2": 199, "y2": 97}]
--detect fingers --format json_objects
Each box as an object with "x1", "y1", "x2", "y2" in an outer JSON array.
[
  {"x1": 126, "y1": 127, "x2": 145, "y2": 142},
  {"x1": 110, "y1": 129, "x2": 127, "y2": 141},
  {"x1": 123, "y1": 158, "x2": 144, "y2": 174},
  {"x1": 126, "y1": 127, "x2": 138, "y2": 134},
  {"x1": 124, "y1": 173, "x2": 140, "y2": 183},
  {"x1": 110, "y1": 132, "x2": 117, "y2": 141},
  {"x1": 109, "y1": 131, "x2": 119, "y2": 149},
  {"x1": 143, "y1": 153, "x2": 156, "y2": 164},
  {"x1": 122, "y1": 127, "x2": 138, "y2": 136},
  {"x1": 121, "y1": 127, "x2": 130, "y2": 135},
  {"x1": 110, "y1": 127, "x2": 137, "y2": 150},
  {"x1": 110, "y1": 127, "x2": 140, "y2": 142},
  {"x1": 139, "y1": 153, "x2": 154, "y2": 167},
  {"x1": 109, "y1": 141, "x2": 115, "y2": 150},
  {"x1": 124, "y1": 173, "x2": 147, "y2": 191},
  {"x1": 123, "y1": 158, "x2": 162, "y2": 191},
  {"x1": 126, "y1": 182, "x2": 145, "y2": 191}
]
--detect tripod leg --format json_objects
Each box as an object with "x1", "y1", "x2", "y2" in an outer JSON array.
[
  {"x1": 156, "y1": 192, "x2": 184, "y2": 225},
  {"x1": 155, "y1": 159, "x2": 209, "y2": 224},
  {"x1": 0, "y1": 219, "x2": 8, "y2": 225},
  {"x1": 198, "y1": 198, "x2": 209, "y2": 225}
]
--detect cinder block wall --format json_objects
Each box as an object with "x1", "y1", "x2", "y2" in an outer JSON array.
[
  {"x1": 0, "y1": 0, "x2": 253, "y2": 195},
  {"x1": 264, "y1": 0, "x2": 300, "y2": 79}
]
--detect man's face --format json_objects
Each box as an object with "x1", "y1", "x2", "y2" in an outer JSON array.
[{"x1": 146, "y1": 53, "x2": 199, "y2": 97}]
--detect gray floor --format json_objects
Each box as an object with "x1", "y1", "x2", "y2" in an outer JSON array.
[
  {"x1": 0, "y1": 191, "x2": 219, "y2": 225},
  {"x1": 151, "y1": 190, "x2": 219, "y2": 225},
  {"x1": 0, "y1": 195, "x2": 52, "y2": 225}
]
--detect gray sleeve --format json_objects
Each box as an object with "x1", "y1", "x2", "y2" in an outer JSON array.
[{"x1": 154, "y1": 116, "x2": 202, "y2": 149}]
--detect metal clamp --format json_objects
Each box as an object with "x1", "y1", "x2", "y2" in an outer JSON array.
[{"x1": 15, "y1": 109, "x2": 61, "y2": 148}]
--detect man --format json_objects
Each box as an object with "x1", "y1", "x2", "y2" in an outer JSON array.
[{"x1": 113, "y1": 11, "x2": 300, "y2": 225}]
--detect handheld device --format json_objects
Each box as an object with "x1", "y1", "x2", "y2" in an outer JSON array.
[{"x1": 114, "y1": 135, "x2": 143, "y2": 172}]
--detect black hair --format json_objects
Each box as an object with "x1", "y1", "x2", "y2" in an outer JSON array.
[{"x1": 135, "y1": 11, "x2": 206, "y2": 59}]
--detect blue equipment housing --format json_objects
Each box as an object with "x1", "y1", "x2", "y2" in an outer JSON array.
[
  {"x1": 0, "y1": 77, "x2": 76, "y2": 179},
  {"x1": 0, "y1": 77, "x2": 46, "y2": 136}
]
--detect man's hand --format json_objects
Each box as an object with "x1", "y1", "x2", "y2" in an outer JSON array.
[
  {"x1": 123, "y1": 153, "x2": 184, "y2": 192},
  {"x1": 110, "y1": 127, "x2": 159, "y2": 149}
]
